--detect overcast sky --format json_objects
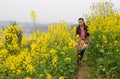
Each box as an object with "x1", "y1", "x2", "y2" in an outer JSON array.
[{"x1": 0, "y1": 0, "x2": 120, "y2": 23}]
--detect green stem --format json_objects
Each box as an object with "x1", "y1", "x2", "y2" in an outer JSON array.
[{"x1": 34, "y1": 21, "x2": 37, "y2": 39}]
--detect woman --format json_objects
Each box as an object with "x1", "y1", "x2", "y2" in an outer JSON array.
[{"x1": 76, "y1": 18, "x2": 91, "y2": 66}]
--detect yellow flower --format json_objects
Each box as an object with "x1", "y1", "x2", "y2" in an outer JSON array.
[
  {"x1": 21, "y1": 36, "x2": 28, "y2": 45},
  {"x1": 60, "y1": 52, "x2": 65, "y2": 55},
  {"x1": 114, "y1": 40, "x2": 118, "y2": 45},
  {"x1": 63, "y1": 46, "x2": 68, "y2": 51},
  {"x1": 51, "y1": 55, "x2": 58, "y2": 68},
  {"x1": 100, "y1": 49, "x2": 104, "y2": 53},
  {"x1": 41, "y1": 54, "x2": 49, "y2": 59},
  {"x1": 65, "y1": 57, "x2": 71, "y2": 62},
  {"x1": 0, "y1": 42, "x2": 4, "y2": 48},
  {"x1": 50, "y1": 48, "x2": 57, "y2": 55},
  {"x1": 16, "y1": 69, "x2": 21, "y2": 74},
  {"x1": 76, "y1": 34, "x2": 79, "y2": 39},
  {"x1": 31, "y1": 43, "x2": 39, "y2": 51},
  {"x1": 77, "y1": 55, "x2": 80, "y2": 58},
  {"x1": 0, "y1": 49, "x2": 8, "y2": 58},
  {"x1": 25, "y1": 76, "x2": 31, "y2": 79},
  {"x1": 59, "y1": 76, "x2": 64, "y2": 79},
  {"x1": 46, "y1": 73, "x2": 52, "y2": 79},
  {"x1": 30, "y1": 11, "x2": 37, "y2": 22},
  {"x1": 26, "y1": 64, "x2": 35, "y2": 74},
  {"x1": 39, "y1": 74, "x2": 44, "y2": 78},
  {"x1": 96, "y1": 44, "x2": 99, "y2": 47}
]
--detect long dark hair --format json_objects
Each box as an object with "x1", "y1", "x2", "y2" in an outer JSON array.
[{"x1": 78, "y1": 18, "x2": 86, "y2": 26}]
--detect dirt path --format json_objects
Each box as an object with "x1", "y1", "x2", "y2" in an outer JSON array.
[{"x1": 77, "y1": 63, "x2": 90, "y2": 79}]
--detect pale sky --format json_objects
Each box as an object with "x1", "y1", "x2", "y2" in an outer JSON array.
[{"x1": 0, "y1": 0, "x2": 120, "y2": 23}]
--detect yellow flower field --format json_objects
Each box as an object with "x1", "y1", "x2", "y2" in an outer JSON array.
[{"x1": 0, "y1": 1, "x2": 120, "y2": 79}]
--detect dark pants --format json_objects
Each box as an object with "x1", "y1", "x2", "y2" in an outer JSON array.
[{"x1": 76, "y1": 50, "x2": 85, "y2": 64}]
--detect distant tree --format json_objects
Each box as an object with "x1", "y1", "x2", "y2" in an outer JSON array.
[
  {"x1": 88, "y1": 1, "x2": 119, "y2": 17},
  {"x1": 85, "y1": 1, "x2": 119, "y2": 24}
]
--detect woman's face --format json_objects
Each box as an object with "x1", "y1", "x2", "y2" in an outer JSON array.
[{"x1": 78, "y1": 20, "x2": 84, "y2": 26}]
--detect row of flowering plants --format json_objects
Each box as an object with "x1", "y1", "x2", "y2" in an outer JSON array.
[
  {"x1": 0, "y1": 21, "x2": 78, "y2": 79},
  {"x1": 85, "y1": 1, "x2": 120, "y2": 79}
]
